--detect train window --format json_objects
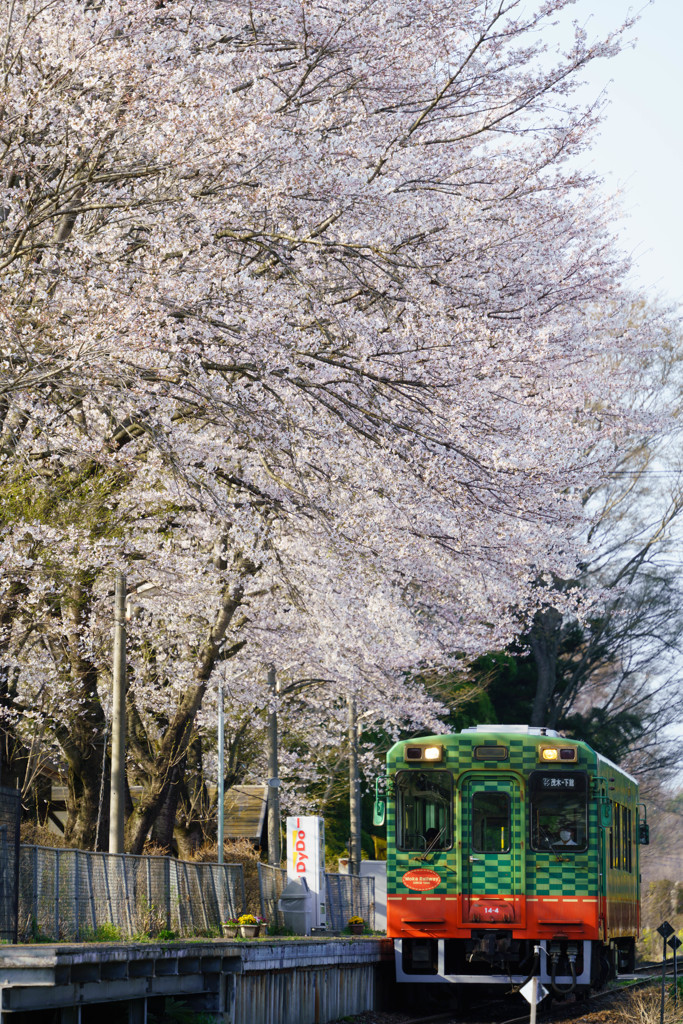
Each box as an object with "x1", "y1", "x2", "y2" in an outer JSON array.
[
  {"x1": 613, "y1": 804, "x2": 620, "y2": 868},
  {"x1": 472, "y1": 792, "x2": 510, "y2": 852},
  {"x1": 395, "y1": 771, "x2": 452, "y2": 851},
  {"x1": 611, "y1": 804, "x2": 633, "y2": 872},
  {"x1": 609, "y1": 801, "x2": 619, "y2": 869},
  {"x1": 529, "y1": 770, "x2": 588, "y2": 851},
  {"x1": 625, "y1": 807, "x2": 632, "y2": 872}
]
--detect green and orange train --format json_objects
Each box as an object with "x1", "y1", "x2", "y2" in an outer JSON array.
[{"x1": 374, "y1": 725, "x2": 648, "y2": 994}]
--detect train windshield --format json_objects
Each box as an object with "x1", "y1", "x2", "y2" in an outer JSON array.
[
  {"x1": 529, "y1": 770, "x2": 588, "y2": 851},
  {"x1": 395, "y1": 770, "x2": 452, "y2": 851}
]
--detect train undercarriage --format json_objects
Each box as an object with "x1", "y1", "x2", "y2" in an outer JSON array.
[{"x1": 395, "y1": 933, "x2": 636, "y2": 995}]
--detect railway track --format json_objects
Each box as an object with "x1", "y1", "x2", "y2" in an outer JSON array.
[{"x1": 369, "y1": 959, "x2": 681, "y2": 1024}]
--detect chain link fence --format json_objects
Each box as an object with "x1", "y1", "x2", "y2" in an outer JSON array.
[
  {"x1": 325, "y1": 873, "x2": 375, "y2": 931},
  {"x1": 0, "y1": 786, "x2": 21, "y2": 942},
  {"x1": 257, "y1": 862, "x2": 287, "y2": 926},
  {"x1": 17, "y1": 845, "x2": 375, "y2": 942},
  {"x1": 258, "y1": 862, "x2": 375, "y2": 932},
  {"x1": 18, "y1": 846, "x2": 246, "y2": 942}
]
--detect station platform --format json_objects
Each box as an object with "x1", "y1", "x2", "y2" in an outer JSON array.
[{"x1": 0, "y1": 937, "x2": 393, "y2": 1024}]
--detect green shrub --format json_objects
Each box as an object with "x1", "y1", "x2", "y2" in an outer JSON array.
[
  {"x1": 266, "y1": 923, "x2": 294, "y2": 937},
  {"x1": 189, "y1": 925, "x2": 221, "y2": 939},
  {"x1": 28, "y1": 917, "x2": 52, "y2": 943},
  {"x1": 82, "y1": 922, "x2": 122, "y2": 942}
]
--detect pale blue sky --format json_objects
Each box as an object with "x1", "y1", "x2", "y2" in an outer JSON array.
[{"x1": 566, "y1": 0, "x2": 682, "y2": 308}]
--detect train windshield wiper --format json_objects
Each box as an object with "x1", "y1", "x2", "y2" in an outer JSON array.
[{"x1": 417, "y1": 825, "x2": 446, "y2": 860}]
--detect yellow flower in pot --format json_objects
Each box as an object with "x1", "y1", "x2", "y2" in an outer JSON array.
[{"x1": 237, "y1": 914, "x2": 261, "y2": 938}]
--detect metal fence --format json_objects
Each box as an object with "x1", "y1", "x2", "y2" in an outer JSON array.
[
  {"x1": 257, "y1": 863, "x2": 375, "y2": 932},
  {"x1": 18, "y1": 846, "x2": 246, "y2": 942},
  {"x1": 0, "y1": 786, "x2": 21, "y2": 943},
  {"x1": 17, "y1": 845, "x2": 375, "y2": 942},
  {"x1": 257, "y1": 862, "x2": 287, "y2": 927},
  {"x1": 325, "y1": 873, "x2": 375, "y2": 932}
]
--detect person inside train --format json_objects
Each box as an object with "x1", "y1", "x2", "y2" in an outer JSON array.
[
  {"x1": 558, "y1": 828, "x2": 577, "y2": 846},
  {"x1": 424, "y1": 827, "x2": 440, "y2": 848}
]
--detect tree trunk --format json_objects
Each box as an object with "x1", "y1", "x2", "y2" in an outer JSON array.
[
  {"x1": 529, "y1": 607, "x2": 563, "y2": 728},
  {"x1": 175, "y1": 734, "x2": 208, "y2": 858},
  {"x1": 125, "y1": 556, "x2": 256, "y2": 853},
  {"x1": 58, "y1": 580, "x2": 109, "y2": 848},
  {"x1": 63, "y1": 742, "x2": 108, "y2": 849},
  {"x1": 175, "y1": 795, "x2": 206, "y2": 859},
  {"x1": 150, "y1": 761, "x2": 183, "y2": 853},
  {"x1": 0, "y1": 585, "x2": 29, "y2": 790}
]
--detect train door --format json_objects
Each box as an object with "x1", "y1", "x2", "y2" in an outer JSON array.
[{"x1": 460, "y1": 773, "x2": 525, "y2": 926}]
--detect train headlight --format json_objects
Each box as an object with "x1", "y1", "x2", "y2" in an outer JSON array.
[
  {"x1": 423, "y1": 746, "x2": 443, "y2": 762},
  {"x1": 405, "y1": 744, "x2": 444, "y2": 762},
  {"x1": 539, "y1": 745, "x2": 578, "y2": 763}
]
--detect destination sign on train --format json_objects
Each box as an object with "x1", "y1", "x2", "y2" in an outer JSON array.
[{"x1": 530, "y1": 770, "x2": 587, "y2": 792}]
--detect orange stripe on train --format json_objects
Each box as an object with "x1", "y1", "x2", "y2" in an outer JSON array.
[{"x1": 387, "y1": 893, "x2": 601, "y2": 939}]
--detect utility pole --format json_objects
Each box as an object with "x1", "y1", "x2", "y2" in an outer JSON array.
[
  {"x1": 217, "y1": 673, "x2": 224, "y2": 865},
  {"x1": 109, "y1": 571, "x2": 126, "y2": 854},
  {"x1": 347, "y1": 693, "x2": 362, "y2": 875},
  {"x1": 266, "y1": 665, "x2": 281, "y2": 866}
]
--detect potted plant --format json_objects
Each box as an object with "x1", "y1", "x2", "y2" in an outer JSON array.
[
  {"x1": 238, "y1": 914, "x2": 261, "y2": 939},
  {"x1": 222, "y1": 919, "x2": 239, "y2": 938},
  {"x1": 348, "y1": 916, "x2": 365, "y2": 935}
]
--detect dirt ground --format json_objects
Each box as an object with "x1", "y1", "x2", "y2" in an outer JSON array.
[
  {"x1": 325, "y1": 1012, "x2": 628, "y2": 1024},
  {"x1": 326, "y1": 994, "x2": 682, "y2": 1024}
]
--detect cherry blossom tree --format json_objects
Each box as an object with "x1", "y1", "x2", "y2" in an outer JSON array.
[
  {"x1": 434, "y1": 306, "x2": 683, "y2": 777},
  {"x1": 1, "y1": 0, "x2": 672, "y2": 847}
]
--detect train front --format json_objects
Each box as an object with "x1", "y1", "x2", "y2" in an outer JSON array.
[{"x1": 379, "y1": 725, "x2": 623, "y2": 994}]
